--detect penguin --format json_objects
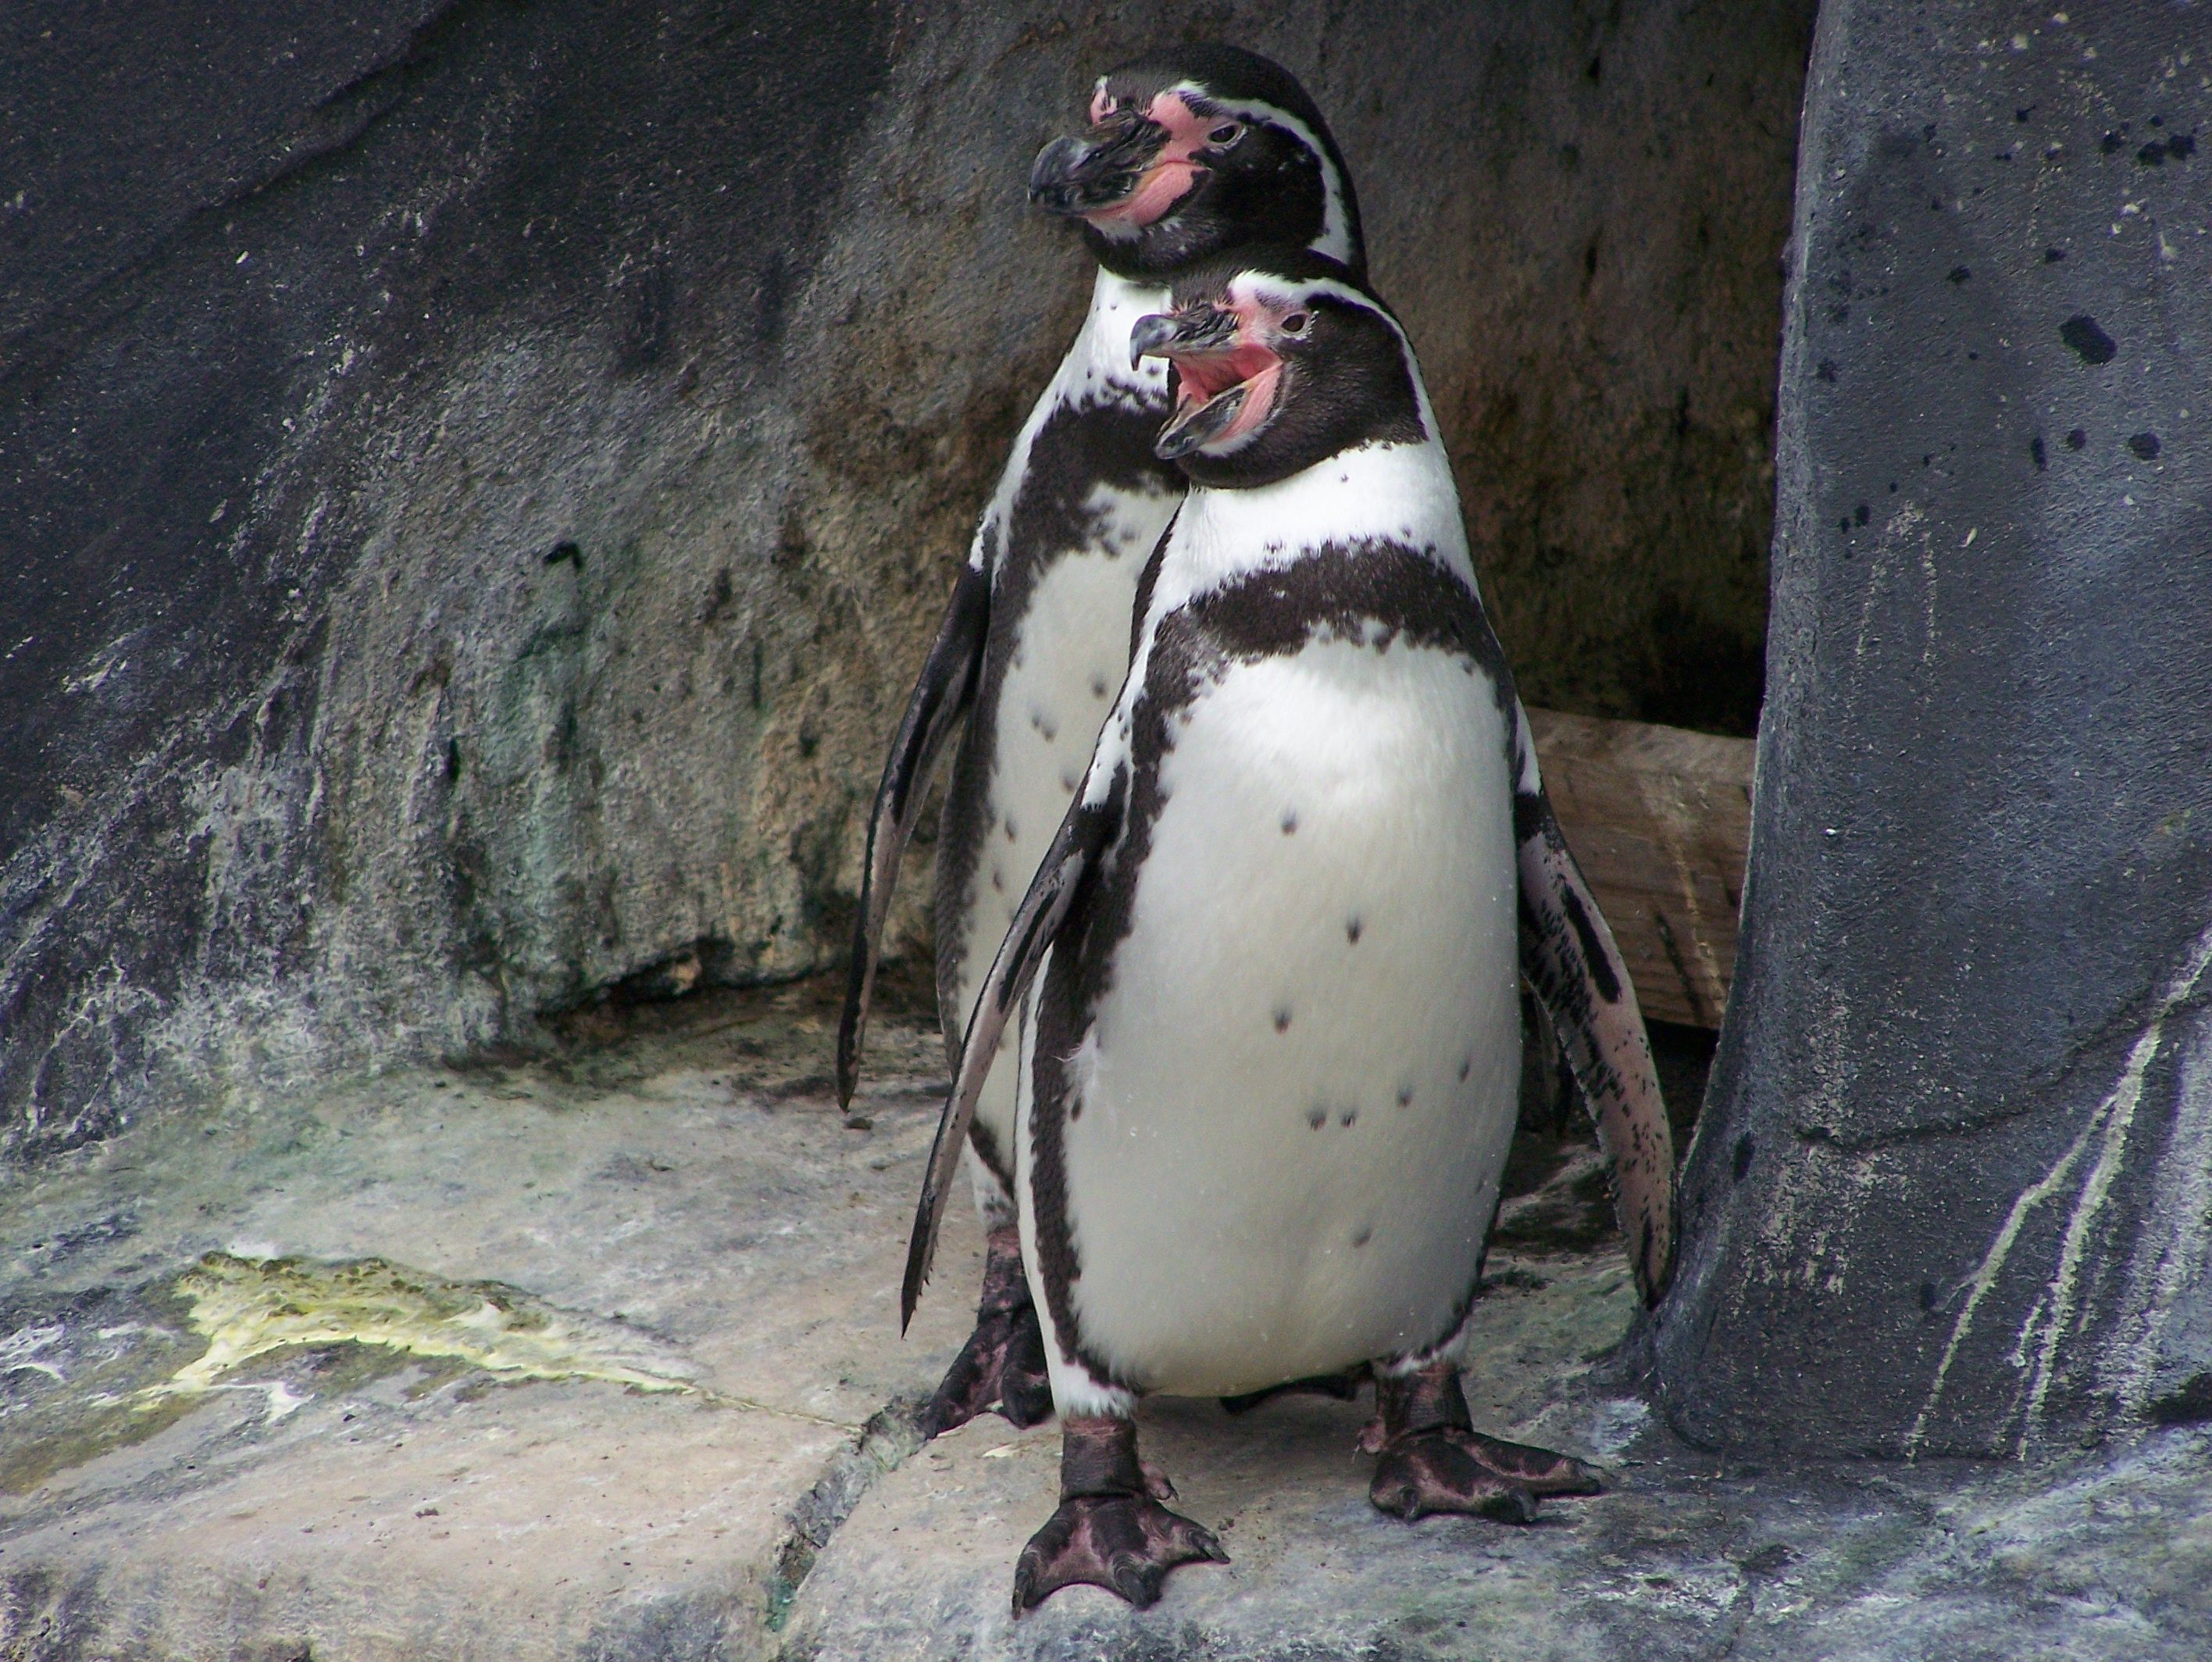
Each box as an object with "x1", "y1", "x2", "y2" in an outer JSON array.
[
  {"x1": 837, "y1": 45, "x2": 1368, "y2": 1439},
  {"x1": 900, "y1": 248, "x2": 1677, "y2": 1613}
]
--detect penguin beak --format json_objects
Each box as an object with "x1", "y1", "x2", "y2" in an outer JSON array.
[
  {"x1": 1133, "y1": 305, "x2": 1281, "y2": 461},
  {"x1": 1128, "y1": 306, "x2": 1236, "y2": 368},
  {"x1": 1030, "y1": 110, "x2": 1201, "y2": 227}
]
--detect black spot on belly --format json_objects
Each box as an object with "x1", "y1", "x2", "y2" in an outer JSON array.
[
  {"x1": 1091, "y1": 675, "x2": 1109, "y2": 699},
  {"x1": 1458, "y1": 1056, "x2": 1472, "y2": 1082},
  {"x1": 1339, "y1": 1108, "x2": 1358, "y2": 1127},
  {"x1": 1346, "y1": 915, "x2": 1362, "y2": 944},
  {"x1": 1004, "y1": 815, "x2": 1019, "y2": 841},
  {"x1": 1060, "y1": 771, "x2": 1079, "y2": 791},
  {"x1": 991, "y1": 866, "x2": 1004, "y2": 892},
  {"x1": 1273, "y1": 1005, "x2": 1293, "y2": 1033},
  {"x1": 1306, "y1": 1106, "x2": 1325, "y2": 1129},
  {"x1": 1352, "y1": 1225, "x2": 1373, "y2": 1249},
  {"x1": 1397, "y1": 1083, "x2": 1414, "y2": 1107},
  {"x1": 1280, "y1": 810, "x2": 1298, "y2": 834}
]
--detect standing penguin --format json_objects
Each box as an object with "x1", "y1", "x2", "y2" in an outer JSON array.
[
  {"x1": 901, "y1": 248, "x2": 1677, "y2": 1613},
  {"x1": 838, "y1": 46, "x2": 1368, "y2": 1438}
]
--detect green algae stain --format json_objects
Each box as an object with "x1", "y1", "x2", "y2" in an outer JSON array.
[
  {"x1": 0, "y1": 1254, "x2": 701, "y2": 1496},
  {"x1": 142, "y1": 1252, "x2": 696, "y2": 1405}
]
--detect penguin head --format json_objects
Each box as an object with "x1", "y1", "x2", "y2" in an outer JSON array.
[
  {"x1": 1129, "y1": 248, "x2": 1425, "y2": 488},
  {"x1": 1027, "y1": 45, "x2": 1365, "y2": 283}
]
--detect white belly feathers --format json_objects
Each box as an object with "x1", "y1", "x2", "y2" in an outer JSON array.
[{"x1": 1045, "y1": 633, "x2": 1522, "y2": 1396}]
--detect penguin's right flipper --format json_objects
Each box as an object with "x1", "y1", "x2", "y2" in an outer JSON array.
[
  {"x1": 1506, "y1": 697, "x2": 1678, "y2": 1307},
  {"x1": 837, "y1": 562, "x2": 992, "y2": 1111},
  {"x1": 901, "y1": 779, "x2": 1122, "y2": 1330}
]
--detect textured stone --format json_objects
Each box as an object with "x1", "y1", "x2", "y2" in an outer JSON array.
[
  {"x1": 2, "y1": 0, "x2": 1810, "y2": 1164},
  {"x1": 1654, "y1": 2, "x2": 2212, "y2": 1457},
  {"x1": 2, "y1": 997, "x2": 2206, "y2": 1660},
  {"x1": 0, "y1": 987, "x2": 972, "y2": 1661}
]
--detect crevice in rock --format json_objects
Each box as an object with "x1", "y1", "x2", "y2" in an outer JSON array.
[{"x1": 762, "y1": 1394, "x2": 928, "y2": 1637}]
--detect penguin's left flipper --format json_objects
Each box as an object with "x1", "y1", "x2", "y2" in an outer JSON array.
[
  {"x1": 837, "y1": 562, "x2": 992, "y2": 1113},
  {"x1": 1507, "y1": 697, "x2": 1678, "y2": 1306},
  {"x1": 901, "y1": 779, "x2": 1122, "y2": 1330}
]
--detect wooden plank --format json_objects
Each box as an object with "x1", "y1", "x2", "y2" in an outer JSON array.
[{"x1": 1528, "y1": 708, "x2": 1754, "y2": 1030}]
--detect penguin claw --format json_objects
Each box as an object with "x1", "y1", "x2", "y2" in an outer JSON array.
[
  {"x1": 920, "y1": 1299, "x2": 1053, "y2": 1439},
  {"x1": 1011, "y1": 1495, "x2": 1228, "y2": 1614}
]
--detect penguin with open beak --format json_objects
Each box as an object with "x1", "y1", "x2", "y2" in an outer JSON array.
[{"x1": 901, "y1": 248, "x2": 1676, "y2": 1613}]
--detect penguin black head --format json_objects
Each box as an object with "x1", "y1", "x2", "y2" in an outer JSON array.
[
  {"x1": 1027, "y1": 44, "x2": 1365, "y2": 284},
  {"x1": 1129, "y1": 248, "x2": 1425, "y2": 489}
]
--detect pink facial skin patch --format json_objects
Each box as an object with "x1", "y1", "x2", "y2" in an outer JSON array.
[{"x1": 1083, "y1": 91, "x2": 1215, "y2": 230}]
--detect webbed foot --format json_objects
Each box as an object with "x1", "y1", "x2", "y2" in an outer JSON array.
[
  {"x1": 920, "y1": 1226, "x2": 1053, "y2": 1439},
  {"x1": 1365, "y1": 1360, "x2": 1600, "y2": 1524},
  {"x1": 1371, "y1": 1430, "x2": 1539, "y2": 1522},
  {"x1": 1011, "y1": 1415, "x2": 1226, "y2": 1614}
]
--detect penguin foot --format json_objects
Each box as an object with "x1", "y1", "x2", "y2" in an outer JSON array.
[
  {"x1": 1454, "y1": 1429, "x2": 1603, "y2": 1496},
  {"x1": 1012, "y1": 1414, "x2": 1227, "y2": 1615},
  {"x1": 1369, "y1": 1429, "x2": 1539, "y2": 1524},
  {"x1": 921, "y1": 1300, "x2": 1052, "y2": 1438},
  {"x1": 1218, "y1": 1364, "x2": 1368, "y2": 1415},
  {"x1": 920, "y1": 1226, "x2": 1053, "y2": 1439},
  {"x1": 1011, "y1": 1493, "x2": 1227, "y2": 1613},
  {"x1": 1364, "y1": 1357, "x2": 1601, "y2": 1522}
]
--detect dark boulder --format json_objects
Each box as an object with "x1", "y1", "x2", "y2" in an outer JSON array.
[{"x1": 1656, "y1": 3, "x2": 2212, "y2": 1455}]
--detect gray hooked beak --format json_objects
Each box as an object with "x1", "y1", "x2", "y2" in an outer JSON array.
[
  {"x1": 1029, "y1": 113, "x2": 1168, "y2": 217},
  {"x1": 1128, "y1": 305, "x2": 1237, "y2": 369}
]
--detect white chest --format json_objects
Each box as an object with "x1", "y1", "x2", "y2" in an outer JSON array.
[{"x1": 1050, "y1": 633, "x2": 1523, "y2": 1394}]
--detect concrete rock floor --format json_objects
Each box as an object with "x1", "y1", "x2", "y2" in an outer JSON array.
[{"x1": 1, "y1": 979, "x2": 2205, "y2": 1660}]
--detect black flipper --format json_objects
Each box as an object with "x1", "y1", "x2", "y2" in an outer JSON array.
[
  {"x1": 837, "y1": 562, "x2": 991, "y2": 1111},
  {"x1": 1508, "y1": 697, "x2": 1678, "y2": 1306},
  {"x1": 901, "y1": 776, "x2": 1122, "y2": 1330}
]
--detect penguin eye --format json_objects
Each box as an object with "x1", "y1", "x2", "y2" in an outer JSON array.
[
  {"x1": 1279, "y1": 312, "x2": 1310, "y2": 336},
  {"x1": 1208, "y1": 122, "x2": 1244, "y2": 147}
]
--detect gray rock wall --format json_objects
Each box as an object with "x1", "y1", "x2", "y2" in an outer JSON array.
[
  {"x1": 1, "y1": 1, "x2": 1809, "y2": 1161},
  {"x1": 1654, "y1": 3, "x2": 2212, "y2": 1456}
]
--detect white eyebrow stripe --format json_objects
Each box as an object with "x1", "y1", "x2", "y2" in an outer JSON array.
[
  {"x1": 1226, "y1": 272, "x2": 1439, "y2": 443},
  {"x1": 1164, "y1": 80, "x2": 1354, "y2": 266}
]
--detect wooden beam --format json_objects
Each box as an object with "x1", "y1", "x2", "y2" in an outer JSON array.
[{"x1": 1527, "y1": 709, "x2": 1754, "y2": 1030}]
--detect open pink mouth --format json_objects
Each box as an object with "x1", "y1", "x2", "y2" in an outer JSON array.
[{"x1": 1158, "y1": 346, "x2": 1283, "y2": 458}]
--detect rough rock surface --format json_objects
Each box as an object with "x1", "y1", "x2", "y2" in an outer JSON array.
[
  {"x1": 1654, "y1": 5, "x2": 2212, "y2": 1455},
  {"x1": 2, "y1": 0, "x2": 1810, "y2": 1162},
  {"x1": 2, "y1": 997, "x2": 2206, "y2": 1660}
]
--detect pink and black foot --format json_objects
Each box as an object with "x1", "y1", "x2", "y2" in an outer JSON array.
[
  {"x1": 1011, "y1": 1415, "x2": 1228, "y2": 1614},
  {"x1": 1366, "y1": 1362, "x2": 1600, "y2": 1523},
  {"x1": 920, "y1": 1225, "x2": 1054, "y2": 1439}
]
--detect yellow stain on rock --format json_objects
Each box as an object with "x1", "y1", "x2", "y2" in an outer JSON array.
[{"x1": 142, "y1": 1251, "x2": 696, "y2": 1405}]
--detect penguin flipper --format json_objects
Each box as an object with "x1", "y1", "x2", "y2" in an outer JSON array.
[
  {"x1": 837, "y1": 562, "x2": 992, "y2": 1111},
  {"x1": 1507, "y1": 698, "x2": 1678, "y2": 1307},
  {"x1": 901, "y1": 783, "x2": 1120, "y2": 1331}
]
